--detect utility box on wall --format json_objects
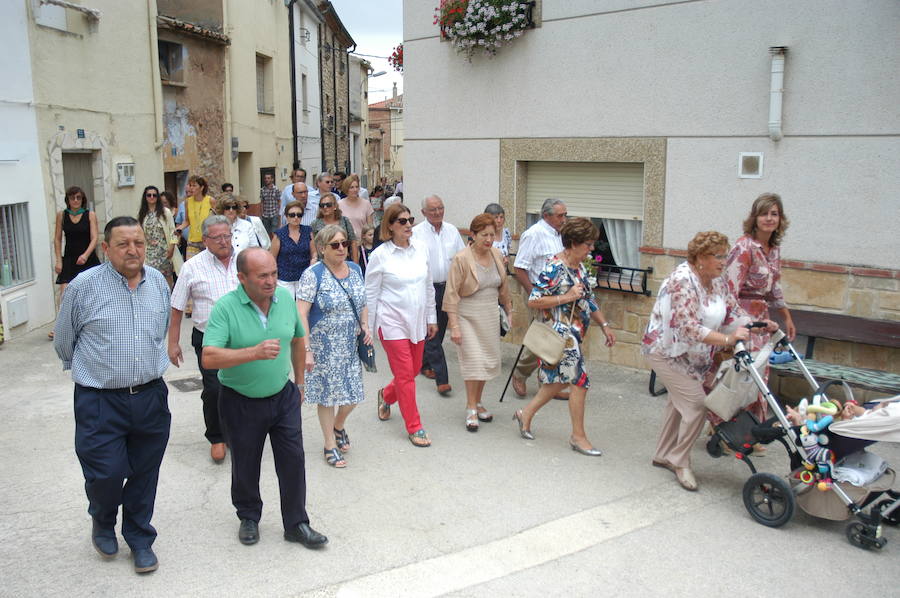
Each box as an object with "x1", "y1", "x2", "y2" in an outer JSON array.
[
  {"x1": 6, "y1": 295, "x2": 29, "y2": 328},
  {"x1": 116, "y1": 162, "x2": 135, "y2": 187}
]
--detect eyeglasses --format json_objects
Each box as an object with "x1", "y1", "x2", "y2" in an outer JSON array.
[
  {"x1": 205, "y1": 234, "x2": 233, "y2": 242},
  {"x1": 711, "y1": 254, "x2": 728, "y2": 261},
  {"x1": 320, "y1": 202, "x2": 334, "y2": 208},
  {"x1": 223, "y1": 205, "x2": 238, "y2": 211},
  {"x1": 394, "y1": 217, "x2": 415, "y2": 226},
  {"x1": 146, "y1": 193, "x2": 158, "y2": 198},
  {"x1": 328, "y1": 240, "x2": 350, "y2": 249},
  {"x1": 286, "y1": 212, "x2": 303, "y2": 218}
]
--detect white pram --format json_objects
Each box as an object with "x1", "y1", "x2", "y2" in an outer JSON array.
[{"x1": 705, "y1": 325, "x2": 900, "y2": 550}]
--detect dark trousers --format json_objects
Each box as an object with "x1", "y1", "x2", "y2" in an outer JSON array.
[
  {"x1": 219, "y1": 381, "x2": 309, "y2": 530},
  {"x1": 74, "y1": 380, "x2": 171, "y2": 550},
  {"x1": 422, "y1": 282, "x2": 449, "y2": 385},
  {"x1": 191, "y1": 327, "x2": 224, "y2": 444}
]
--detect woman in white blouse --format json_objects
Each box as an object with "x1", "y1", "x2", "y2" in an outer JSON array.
[
  {"x1": 365, "y1": 203, "x2": 438, "y2": 447},
  {"x1": 215, "y1": 195, "x2": 260, "y2": 256}
]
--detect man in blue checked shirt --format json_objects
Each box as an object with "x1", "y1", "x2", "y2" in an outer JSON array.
[{"x1": 54, "y1": 216, "x2": 171, "y2": 575}]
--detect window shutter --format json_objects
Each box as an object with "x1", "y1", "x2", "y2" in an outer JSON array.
[{"x1": 525, "y1": 162, "x2": 644, "y2": 220}]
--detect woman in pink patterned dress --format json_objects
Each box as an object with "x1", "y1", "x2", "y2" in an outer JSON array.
[
  {"x1": 642, "y1": 231, "x2": 778, "y2": 491},
  {"x1": 716, "y1": 193, "x2": 796, "y2": 425}
]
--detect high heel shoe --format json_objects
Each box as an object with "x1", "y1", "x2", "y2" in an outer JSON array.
[
  {"x1": 512, "y1": 409, "x2": 534, "y2": 440},
  {"x1": 569, "y1": 438, "x2": 602, "y2": 457},
  {"x1": 476, "y1": 402, "x2": 493, "y2": 422}
]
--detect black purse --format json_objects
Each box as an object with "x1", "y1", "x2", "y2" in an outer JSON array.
[{"x1": 326, "y1": 266, "x2": 377, "y2": 373}]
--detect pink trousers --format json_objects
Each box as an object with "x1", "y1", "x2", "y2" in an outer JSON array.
[{"x1": 379, "y1": 329, "x2": 425, "y2": 434}]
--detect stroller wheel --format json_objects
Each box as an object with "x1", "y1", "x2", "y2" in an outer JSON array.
[
  {"x1": 706, "y1": 433, "x2": 724, "y2": 458},
  {"x1": 846, "y1": 521, "x2": 885, "y2": 550},
  {"x1": 742, "y1": 473, "x2": 794, "y2": 528},
  {"x1": 874, "y1": 498, "x2": 899, "y2": 527}
]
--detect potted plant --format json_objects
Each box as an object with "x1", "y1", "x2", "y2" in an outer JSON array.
[{"x1": 434, "y1": 0, "x2": 535, "y2": 60}]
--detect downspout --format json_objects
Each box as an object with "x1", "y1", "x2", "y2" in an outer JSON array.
[
  {"x1": 148, "y1": 0, "x2": 165, "y2": 150},
  {"x1": 224, "y1": 0, "x2": 234, "y2": 181},
  {"x1": 318, "y1": 24, "x2": 326, "y2": 172},
  {"x1": 345, "y1": 42, "x2": 356, "y2": 172},
  {"x1": 768, "y1": 47, "x2": 787, "y2": 142},
  {"x1": 287, "y1": 0, "x2": 299, "y2": 169},
  {"x1": 332, "y1": 38, "x2": 338, "y2": 171}
]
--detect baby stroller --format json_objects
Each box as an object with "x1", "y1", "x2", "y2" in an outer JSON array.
[{"x1": 705, "y1": 324, "x2": 900, "y2": 549}]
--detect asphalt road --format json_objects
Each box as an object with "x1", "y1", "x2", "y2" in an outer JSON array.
[{"x1": 1, "y1": 321, "x2": 897, "y2": 597}]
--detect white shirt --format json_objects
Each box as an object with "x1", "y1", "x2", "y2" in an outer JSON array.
[
  {"x1": 411, "y1": 220, "x2": 466, "y2": 283},
  {"x1": 514, "y1": 218, "x2": 563, "y2": 284},
  {"x1": 245, "y1": 216, "x2": 271, "y2": 250},
  {"x1": 170, "y1": 249, "x2": 239, "y2": 332},
  {"x1": 230, "y1": 218, "x2": 260, "y2": 256},
  {"x1": 365, "y1": 239, "x2": 437, "y2": 342}
]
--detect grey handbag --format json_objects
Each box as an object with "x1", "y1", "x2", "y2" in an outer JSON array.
[{"x1": 522, "y1": 300, "x2": 577, "y2": 367}]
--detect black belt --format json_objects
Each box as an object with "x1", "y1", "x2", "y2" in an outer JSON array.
[
  {"x1": 434, "y1": 281, "x2": 446, "y2": 287},
  {"x1": 96, "y1": 378, "x2": 163, "y2": 395}
]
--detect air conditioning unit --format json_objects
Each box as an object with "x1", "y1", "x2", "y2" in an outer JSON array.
[{"x1": 116, "y1": 163, "x2": 135, "y2": 187}]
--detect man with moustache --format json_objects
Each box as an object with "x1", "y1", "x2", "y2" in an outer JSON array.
[{"x1": 54, "y1": 216, "x2": 171, "y2": 574}]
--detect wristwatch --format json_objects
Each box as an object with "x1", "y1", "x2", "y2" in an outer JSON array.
[
  {"x1": 601, "y1": 322, "x2": 610, "y2": 328},
  {"x1": 296, "y1": 383, "x2": 305, "y2": 390}
]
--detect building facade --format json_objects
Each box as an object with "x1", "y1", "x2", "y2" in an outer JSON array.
[
  {"x1": 403, "y1": 0, "x2": 900, "y2": 373},
  {"x1": 317, "y1": 1, "x2": 354, "y2": 174},
  {"x1": 292, "y1": 0, "x2": 324, "y2": 177}
]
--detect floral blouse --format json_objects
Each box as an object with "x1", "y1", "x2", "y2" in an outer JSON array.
[
  {"x1": 641, "y1": 262, "x2": 751, "y2": 380},
  {"x1": 492, "y1": 227, "x2": 512, "y2": 257},
  {"x1": 724, "y1": 235, "x2": 786, "y2": 312},
  {"x1": 529, "y1": 256, "x2": 598, "y2": 342}
]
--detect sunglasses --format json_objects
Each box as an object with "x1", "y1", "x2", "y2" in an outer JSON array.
[
  {"x1": 286, "y1": 212, "x2": 303, "y2": 218},
  {"x1": 146, "y1": 193, "x2": 158, "y2": 198},
  {"x1": 223, "y1": 205, "x2": 238, "y2": 211},
  {"x1": 327, "y1": 240, "x2": 350, "y2": 250},
  {"x1": 320, "y1": 202, "x2": 334, "y2": 208},
  {"x1": 394, "y1": 217, "x2": 415, "y2": 226}
]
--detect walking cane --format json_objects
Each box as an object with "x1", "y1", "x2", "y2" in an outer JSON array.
[{"x1": 499, "y1": 343, "x2": 526, "y2": 403}]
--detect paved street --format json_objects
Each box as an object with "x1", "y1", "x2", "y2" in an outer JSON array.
[{"x1": 1, "y1": 320, "x2": 898, "y2": 597}]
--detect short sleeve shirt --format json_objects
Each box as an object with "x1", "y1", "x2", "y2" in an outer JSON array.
[{"x1": 203, "y1": 285, "x2": 305, "y2": 397}]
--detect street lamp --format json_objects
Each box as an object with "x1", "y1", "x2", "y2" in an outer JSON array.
[{"x1": 369, "y1": 70, "x2": 387, "y2": 78}]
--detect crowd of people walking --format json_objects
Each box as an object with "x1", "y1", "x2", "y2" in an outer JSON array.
[{"x1": 50, "y1": 172, "x2": 790, "y2": 574}]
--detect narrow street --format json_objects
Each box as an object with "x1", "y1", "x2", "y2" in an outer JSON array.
[{"x1": 1, "y1": 321, "x2": 897, "y2": 597}]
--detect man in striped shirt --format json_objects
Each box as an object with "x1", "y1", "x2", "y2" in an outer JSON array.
[
  {"x1": 512, "y1": 198, "x2": 568, "y2": 399},
  {"x1": 54, "y1": 216, "x2": 171, "y2": 574},
  {"x1": 168, "y1": 215, "x2": 239, "y2": 464}
]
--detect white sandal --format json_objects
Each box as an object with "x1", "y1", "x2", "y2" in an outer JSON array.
[
  {"x1": 475, "y1": 402, "x2": 493, "y2": 422},
  {"x1": 465, "y1": 409, "x2": 479, "y2": 432}
]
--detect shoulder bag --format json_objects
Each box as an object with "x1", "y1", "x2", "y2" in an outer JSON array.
[
  {"x1": 326, "y1": 263, "x2": 377, "y2": 372},
  {"x1": 522, "y1": 267, "x2": 579, "y2": 367}
]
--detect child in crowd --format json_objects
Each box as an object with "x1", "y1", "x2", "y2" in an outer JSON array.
[{"x1": 358, "y1": 224, "x2": 375, "y2": 275}]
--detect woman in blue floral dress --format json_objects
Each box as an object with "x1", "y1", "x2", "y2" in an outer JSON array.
[
  {"x1": 513, "y1": 218, "x2": 616, "y2": 456},
  {"x1": 296, "y1": 224, "x2": 370, "y2": 468}
]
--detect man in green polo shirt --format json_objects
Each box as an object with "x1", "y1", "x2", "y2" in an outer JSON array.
[{"x1": 202, "y1": 247, "x2": 327, "y2": 549}]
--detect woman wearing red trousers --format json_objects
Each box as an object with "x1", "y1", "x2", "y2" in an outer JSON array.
[{"x1": 365, "y1": 203, "x2": 438, "y2": 447}]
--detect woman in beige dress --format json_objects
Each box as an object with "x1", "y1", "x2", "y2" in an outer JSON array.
[{"x1": 444, "y1": 213, "x2": 512, "y2": 432}]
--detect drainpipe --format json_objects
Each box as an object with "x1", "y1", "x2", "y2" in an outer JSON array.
[
  {"x1": 318, "y1": 24, "x2": 326, "y2": 173},
  {"x1": 768, "y1": 47, "x2": 787, "y2": 142},
  {"x1": 332, "y1": 39, "x2": 338, "y2": 171},
  {"x1": 345, "y1": 42, "x2": 355, "y2": 172},
  {"x1": 287, "y1": 0, "x2": 299, "y2": 169},
  {"x1": 148, "y1": 0, "x2": 165, "y2": 150}
]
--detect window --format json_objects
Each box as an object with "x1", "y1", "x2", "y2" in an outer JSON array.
[
  {"x1": 525, "y1": 160, "x2": 645, "y2": 275},
  {"x1": 158, "y1": 40, "x2": 185, "y2": 84},
  {"x1": 301, "y1": 73, "x2": 308, "y2": 113},
  {"x1": 256, "y1": 53, "x2": 274, "y2": 114},
  {"x1": 0, "y1": 203, "x2": 35, "y2": 289}
]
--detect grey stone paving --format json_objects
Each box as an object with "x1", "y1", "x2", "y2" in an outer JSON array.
[{"x1": 0, "y1": 320, "x2": 897, "y2": 597}]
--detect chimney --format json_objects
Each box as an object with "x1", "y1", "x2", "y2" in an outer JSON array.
[{"x1": 392, "y1": 82, "x2": 398, "y2": 99}]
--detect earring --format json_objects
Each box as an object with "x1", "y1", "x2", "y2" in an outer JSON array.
[{"x1": 698, "y1": 264, "x2": 703, "y2": 271}]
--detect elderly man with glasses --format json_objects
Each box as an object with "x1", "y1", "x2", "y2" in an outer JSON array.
[{"x1": 168, "y1": 215, "x2": 239, "y2": 464}]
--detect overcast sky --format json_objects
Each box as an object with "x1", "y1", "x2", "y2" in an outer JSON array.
[{"x1": 329, "y1": 0, "x2": 404, "y2": 103}]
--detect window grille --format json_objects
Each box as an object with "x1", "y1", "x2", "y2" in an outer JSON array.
[{"x1": 0, "y1": 203, "x2": 35, "y2": 289}]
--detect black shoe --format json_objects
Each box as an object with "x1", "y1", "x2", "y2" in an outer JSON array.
[
  {"x1": 132, "y1": 547, "x2": 158, "y2": 574},
  {"x1": 239, "y1": 519, "x2": 259, "y2": 545},
  {"x1": 91, "y1": 521, "x2": 118, "y2": 559},
  {"x1": 284, "y1": 522, "x2": 328, "y2": 548}
]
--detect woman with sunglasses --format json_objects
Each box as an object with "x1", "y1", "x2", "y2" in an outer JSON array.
[
  {"x1": 310, "y1": 192, "x2": 358, "y2": 263},
  {"x1": 270, "y1": 200, "x2": 316, "y2": 299},
  {"x1": 215, "y1": 194, "x2": 260, "y2": 256},
  {"x1": 296, "y1": 225, "x2": 369, "y2": 468},
  {"x1": 365, "y1": 203, "x2": 438, "y2": 447},
  {"x1": 138, "y1": 185, "x2": 181, "y2": 289}
]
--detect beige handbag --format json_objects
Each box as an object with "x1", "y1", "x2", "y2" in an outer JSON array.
[{"x1": 522, "y1": 301, "x2": 577, "y2": 367}]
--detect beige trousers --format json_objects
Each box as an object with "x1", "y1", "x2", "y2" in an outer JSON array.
[{"x1": 646, "y1": 353, "x2": 708, "y2": 469}]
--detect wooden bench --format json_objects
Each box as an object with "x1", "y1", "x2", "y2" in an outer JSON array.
[
  {"x1": 769, "y1": 309, "x2": 900, "y2": 396},
  {"x1": 647, "y1": 310, "x2": 900, "y2": 398}
]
